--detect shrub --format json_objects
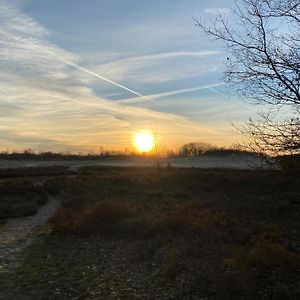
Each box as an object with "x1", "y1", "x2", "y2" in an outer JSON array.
[
  {"x1": 0, "y1": 180, "x2": 47, "y2": 220},
  {"x1": 280, "y1": 155, "x2": 300, "y2": 177},
  {"x1": 49, "y1": 201, "x2": 132, "y2": 236},
  {"x1": 44, "y1": 177, "x2": 65, "y2": 196},
  {"x1": 245, "y1": 242, "x2": 300, "y2": 271}
]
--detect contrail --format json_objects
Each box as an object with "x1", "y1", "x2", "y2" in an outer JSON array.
[
  {"x1": 33, "y1": 45, "x2": 230, "y2": 104},
  {"x1": 35, "y1": 45, "x2": 156, "y2": 103},
  {"x1": 207, "y1": 86, "x2": 228, "y2": 98},
  {"x1": 117, "y1": 83, "x2": 226, "y2": 104}
]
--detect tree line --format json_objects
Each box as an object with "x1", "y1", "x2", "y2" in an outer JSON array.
[{"x1": 0, "y1": 143, "x2": 253, "y2": 160}]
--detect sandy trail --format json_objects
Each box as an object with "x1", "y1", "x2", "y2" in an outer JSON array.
[{"x1": 0, "y1": 197, "x2": 59, "y2": 274}]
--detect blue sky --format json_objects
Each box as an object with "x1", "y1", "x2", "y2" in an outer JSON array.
[{"x1": 0, "y1": 0, "x2": 254, "y2": 152}]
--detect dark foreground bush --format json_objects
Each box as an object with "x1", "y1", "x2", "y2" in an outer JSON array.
[
  {"x1": 0, "y1": 180, "x2": 47, "y2": 220},
  {"x1": 43, "y1": 177, "x2": 66, "y2": 196},
  {"x1": 49, "y1": 201, "x2": 132, "y2": 236},
  {"x1": 280, "y1": 154, "x2": 300, "y2": 177}
]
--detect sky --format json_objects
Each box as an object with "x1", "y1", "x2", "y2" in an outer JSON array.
[{"x1": 0, "y1": 0, "x2": 255, "y2": 153}]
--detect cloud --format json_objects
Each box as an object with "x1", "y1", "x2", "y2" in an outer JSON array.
[
  {"x1": 0, "y1": 129, "x2": 84, "y2": 152},
  {"x1": 204, "y1": 8, "x2": 231, "y2": 16},
  {"x1": 0, "y1": 2, "x2": 76, "y2": 76},
  {"x1": 0, "y1": 1, "x2": 235, "y2": 152},
  {"x1": 77, "y1": 50, "x2": 222, "y2": 85}
]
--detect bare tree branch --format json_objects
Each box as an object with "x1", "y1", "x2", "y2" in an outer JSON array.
[{"x1": 196, "y1": 0, "x2": 300, "y2": 155}]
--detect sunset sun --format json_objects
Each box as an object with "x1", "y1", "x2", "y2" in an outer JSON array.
[{"x1": 134, "y1": 131, "x2": 155, "y2": 152}]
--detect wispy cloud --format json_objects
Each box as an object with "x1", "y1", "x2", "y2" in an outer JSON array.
[
  {"x1": 0, "y1": 2, "x2": 76, "y2": 77},
  {"x1": 0, "y1": 1, "x2": 231, "y2": 152},
  {"x1": 76, "y1": 50, "x2": 222, "y2": 84},
  {"x1": 35, "y1": 46, "x2": 156, "y2": 102},
  {"x1": 204, "y1": 8, "x2": 231, "y2": 16}
]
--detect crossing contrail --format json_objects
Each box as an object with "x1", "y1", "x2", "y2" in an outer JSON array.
[
  {"x1": 34, "y1": 45, "x2": 230, "y2": 103},
  {"x1": 35, "y1": 45, "x2": 156, "y2": 102}
]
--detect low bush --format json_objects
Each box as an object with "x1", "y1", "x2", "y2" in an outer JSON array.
[
  {"x1": 280, "y1": 154, "x2": 300, "y2": 177},
  {"x1": 49, "y1": 200, "x2": 132, "y2": 236},
  {"x1": 245, "y1": 242, "x2": 300, "y2": 271},
  {"x1": 0, "y1": 180, "x2": 47, "y2": 220}
]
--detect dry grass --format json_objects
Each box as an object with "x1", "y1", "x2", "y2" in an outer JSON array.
[
  {"x1": 49, "y1": 200, "x2": 132, "y2": 236},
  {"x1": 2, "y1": 167, "x2": 299, "y2": 299}
]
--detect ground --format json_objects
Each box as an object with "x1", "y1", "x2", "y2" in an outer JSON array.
[{"x1": 0, "y1": 166, "x2": 299, "y2": 299}]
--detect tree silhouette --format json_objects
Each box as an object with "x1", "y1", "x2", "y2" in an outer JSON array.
[{"x1": 196, "y1": 0, "x2": 300, "y2": 155}]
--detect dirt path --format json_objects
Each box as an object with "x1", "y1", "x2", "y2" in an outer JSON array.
[{"x1": 0, "y1": 197, "x2": 59, "y2": 274}]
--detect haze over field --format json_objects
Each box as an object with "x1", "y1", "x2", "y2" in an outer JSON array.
[{"x1": 0, "y1": 0, "x2": 255, "y2": 153}]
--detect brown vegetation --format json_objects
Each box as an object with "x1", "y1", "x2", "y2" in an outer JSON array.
[
  {"x1": 0, "y1": 180, "x2": 47, "y2": 221},
  {"x1": 46, "y1": 168, "x2": 300, "y2": 298},
  {"x1": 1, "y1": 167, "x2": 299, "y2": 299}
]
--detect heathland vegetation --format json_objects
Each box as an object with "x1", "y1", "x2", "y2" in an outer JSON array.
[{"x1": 0, "y1": 166, "x2": 299, "y2": 299}]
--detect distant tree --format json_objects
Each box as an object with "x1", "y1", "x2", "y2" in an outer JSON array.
[
  {"x1": 196, "y1": 0, "x2": 300, "y2": 155},
  {"x1": 179, "y1": 142, "x2": 214, "y2": 156}
]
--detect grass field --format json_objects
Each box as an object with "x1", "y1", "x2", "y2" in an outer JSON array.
[{"x1": 1, "y1": 166, "x2": 299, "y2": 299}]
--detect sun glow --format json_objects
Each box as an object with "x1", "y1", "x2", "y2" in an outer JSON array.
[{"x1": 134, "y1": 131, "x2": 155, "y2": 152}]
